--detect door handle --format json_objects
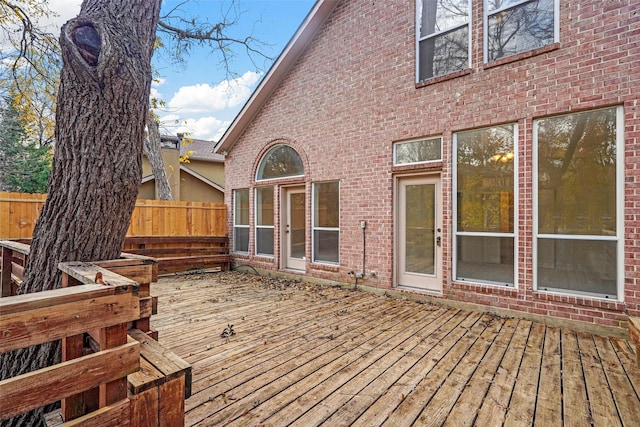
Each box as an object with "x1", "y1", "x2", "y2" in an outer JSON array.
[{"x1": 436, "y1": 236, "x2": 441, "y2": 247}]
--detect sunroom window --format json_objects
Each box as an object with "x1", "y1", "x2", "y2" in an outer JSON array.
[
  {"x1": 255, "y1": 186, "x2": 274, "y2": 256},
  {"x1": 417, "y1": 0, "x2": 470, "y2": 81},
  {"x1": 454, "y1": 124, "x2": 516, "y2": 286},
  {"x1": 233, "y1": 189, "x2": 249, "y2": 253},
  {"x1": 394, "y1": 137, "x2": 442, "y2": 165},
  {"x1": 313, "y1": 181, "x2": 339, "y2": 264},
  {"x1": 535, "y1": 107, "x2": 622, "y2": 298},
  {"x1": 485, "y1": 0, "x2": 557, "y2": 62},
  {"x1": 256, "y1": 144, "x2": 304, "y2": 181}
]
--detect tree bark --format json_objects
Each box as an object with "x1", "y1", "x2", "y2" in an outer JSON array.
[
  {"x1": 0, "y1": 1, "x2": 161, "y2": 425},
  {"x1": 144, "y1": 112, "x2": 173, "y2": 200}
]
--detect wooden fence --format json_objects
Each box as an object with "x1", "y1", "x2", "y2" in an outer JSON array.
[{"x1": 0, "y1": 192, "x2": 227, "y2": 239}]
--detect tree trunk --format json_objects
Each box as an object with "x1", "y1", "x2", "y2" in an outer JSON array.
[
  {"x1": 0, "y1": 1, "x2": 161, "y2": 425},
  {"x1": 144, "y1": 112, "x2": 173, "y2": 200}
]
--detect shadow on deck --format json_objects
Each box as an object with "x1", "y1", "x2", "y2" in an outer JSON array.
[{"x1": 152, "y1": 271, "x2": 640, "y2": 427}]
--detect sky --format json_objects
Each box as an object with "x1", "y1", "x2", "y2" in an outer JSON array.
[{"x1": 32, "y1": 0, "x2": 317, "y2": 141}]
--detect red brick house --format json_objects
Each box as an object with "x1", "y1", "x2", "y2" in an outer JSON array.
[{"x1": 216, "y1": 0, "x2": 640, "y2": 332}]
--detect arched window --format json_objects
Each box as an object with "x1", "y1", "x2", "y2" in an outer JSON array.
[{"x1": 256, "y1": 144, "x2": 304, "y2": 181}]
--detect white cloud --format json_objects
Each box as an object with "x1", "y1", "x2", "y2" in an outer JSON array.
[
  {"x1": 40, "y1": 0, "x2": 82, "y2": 35},
  {"x1": 167, "y1": 71, "x2": 261, "y2": 114},
  {"x1": 150, "y1": 78, "x2": 166, "y2": 103},
  {"x1": 159, "y1": 114, "x2": 231, "y2": 142}
]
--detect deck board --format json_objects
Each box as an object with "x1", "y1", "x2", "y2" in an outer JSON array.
[{"x1": 150, "y1": 272, "x2": 640, "y2": 426}]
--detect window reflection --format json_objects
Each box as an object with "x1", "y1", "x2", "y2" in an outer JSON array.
[
  {"x1": 487, "y1": 0, "x2": 555, "y2": 61},
  {"x1": 537, "y1": 108, "x2": 617, "y2": 235},
  {"x1": 457, "y1": 125, "x2": 514, "y2": 233},
  {"x1": 418, "y1": 0, "x2": 469, "y2": 80},
  {"x1": 257, "y1": 145, "x2": 304, "y2": 180}
]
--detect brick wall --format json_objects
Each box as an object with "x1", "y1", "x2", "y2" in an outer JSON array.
[{"x1": 224, "y1": 0, "x2": 640, "y2": 328}]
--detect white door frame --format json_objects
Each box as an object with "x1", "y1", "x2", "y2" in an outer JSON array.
[
  {"x1": 395, "y1": 174, "x2": 442, "y2": 292},
  {"x1": 281, "y1": 186, "x2": 306, "y2": 271}
]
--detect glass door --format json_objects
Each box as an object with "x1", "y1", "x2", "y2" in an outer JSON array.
[
  {"x1": 283, "y1": 187, "x2": 306, "y2": 270},
  {"x1": 397, "y1": 175, "x2": 442, "y2": 291}
]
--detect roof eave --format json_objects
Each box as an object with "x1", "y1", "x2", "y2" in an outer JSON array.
[{"x1": 215, "y1": 0, "x2": 339, "y2": 154}]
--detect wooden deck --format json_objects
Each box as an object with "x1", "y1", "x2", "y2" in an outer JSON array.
[{"x1": 152, "y1": 272, "x2": 640, "y2": 426}]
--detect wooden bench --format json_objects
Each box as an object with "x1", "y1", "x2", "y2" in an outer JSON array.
[
  {"x1": 628, "y1": 317, "x2": 640, "y2": 367},
  {"x1": 122, "y1": 236, "x2": 231, "y2": 275},
  {"x1": 127, "y1": 329, "x2": 192, "y2": 427}
]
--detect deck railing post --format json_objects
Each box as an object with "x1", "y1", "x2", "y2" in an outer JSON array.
[
  {"x1": 1, "y1": 246, "x2": 11, "y2": 297},
  {"x1": 61, "y1": 333, "x2": 86, "y2": 420},
  {"x1": 98, "y1": 323, "x2": 130, "y2": 407}
]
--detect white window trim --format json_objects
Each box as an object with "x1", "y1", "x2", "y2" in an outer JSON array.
[
  {"x1": 415, "y1": 0, "x2": 472, "y2": 83},
  {"x1": 254, "y1": 187, "x2": 275, "y2": 257},
  {"x1": 532, "y1": 106, "x2": 624, "y2": 301},
  {"x1": 311, "y1": 181, "x2": 340, "y2": 265},
  {"x1": 393, "y1": 136, "x2": 443, "y2": 166},
  {"x1": 233, "y1": 189, "x2": 250, "y2": 254},
  {"x1": 452, "y1": 124, "x2": 519, "y2": 288},
  {"x1": 483, "y1": 0, "x2": 560, "y2": 63}
]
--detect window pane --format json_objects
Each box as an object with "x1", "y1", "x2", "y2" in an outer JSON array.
[
  {"x1": 256, "y1": 145, "x2": 304, "y2": 180},
  {"x1": 314, "y1": 182, "x2": 339, "y2": 228},
  {"x1": 256, "y1": 228, "x2": 274, "y2": 256},
  {"x1": 406, "y1": 183, "x2": 436, "y2": 275},
  {"x1": 537, "y1": 239, "x2": 617, "y2": 297},
  {"x1": 291, "y1": 193, "x2": 306, "y2": 259},
  {"x1": 395, "y1": 138, "x2": 442, "y2": 164},
  {"x1": 234, "y1": 227, "x2": 249, "y2": 253},
  {"x1": 457, "y1": 236, "x2": 514, "y2": 284},
  {"x1": 256, "y1": 187, "x2": 274, "y2": 226},
  {"x1": 419, "y1": 25, "x2": 468, "y2": 80},
  {"x1": 420, "y1": 0, "x2": 469, "y2": 37},
  {"x1": 537, "y1": 108, "x2": 617, "y2": 235},
  {"x1": 314, "y1": 230, "x2": 339, "y2": 264},
  {"x1": 488, "y1": 0, "x2": 555, "y2": 61},
  {"x1": 457, "y1": 125, "x2": 514, "y2": 233},
  {"x1": 234, "y1": 189, "x2": 249, "y2": 225}
]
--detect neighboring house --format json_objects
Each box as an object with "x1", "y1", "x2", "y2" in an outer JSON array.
[
  {"x1": 216, "y1": 0, "x2": 640, "y2": 330},
  {"x1": 140, "y1": 135, "x2": 225, "y2": 202}
]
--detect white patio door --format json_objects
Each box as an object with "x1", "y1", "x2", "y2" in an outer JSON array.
[
  {"x1": 282, "y1": 186, "x2": 306, "y2": 270},
  {"x1": 397, "y1": 175, "x2": 442, "y2": 292}
]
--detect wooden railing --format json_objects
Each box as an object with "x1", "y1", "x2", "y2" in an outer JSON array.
[
  {"x1": 0, "y1": 243, "x2": 157, "y2": 338},
  {"x1": 0, "y1": 240, "x2": 191, "y2": 426},
  {"x1": 0, "y1": 240, "x2": 29, "y2": 297},
  {"x1": 0, "y1": 261, "x2": 141, "y2": 425}
]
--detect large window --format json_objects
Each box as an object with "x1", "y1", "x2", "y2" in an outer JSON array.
[
  {"x1": 256, "y1": 144, "x2": 304, "y2": 181},
  {"x1": 535, "y1": 107, "x2": 622, "y2": 298},
  {"x1": 313, "y1": 181, "x2": 339, "y2": 264},
  {"x1": 454, "y1": 124, "x2": 516, "y2": 286},
  {"x1": 485, "y1": 0, "x2": 557, "y2": 62},
  {"x1": 255, "y1": 186, "x2": 274, "y2": 256},
  {"x1": 417, "y1": 0, "x2": 470, "y2": 81},
  {"x1": 233, "y1": 189, "x2": 249, "y2": 253},
  {"x1": 394, "y1": 137, "x2": 442, "y2": 165}
]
